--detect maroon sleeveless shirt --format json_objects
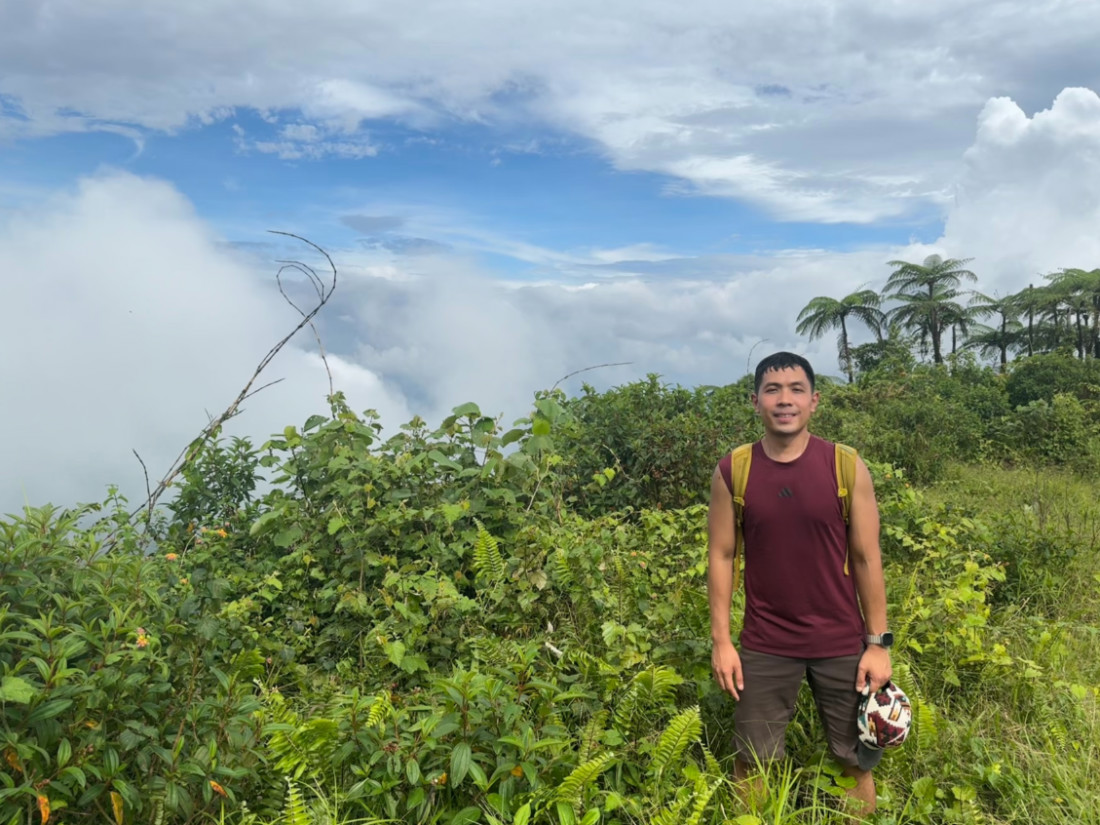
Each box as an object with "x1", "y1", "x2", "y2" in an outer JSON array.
[{"x1": 718, "y1": 435, "x2": 864, "y2": 658}]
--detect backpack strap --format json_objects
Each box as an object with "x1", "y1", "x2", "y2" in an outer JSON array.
[
  {"x1": 834, "y1": 442, "x2": 859, "y2": 576},
  {"x1": 728, "y1": 443, "x2": 754, "y2": 592}
]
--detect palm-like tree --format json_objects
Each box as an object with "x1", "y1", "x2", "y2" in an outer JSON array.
[
  {"x1": 966, "y1": 321, "x2": 1024, "y2": 370},
  {"x1": 1047, "y1": 268, "x2": 1100, "y2": 358},
  {"x1": 1008, "y1": 283, "x2": 1046, "y2": 357},
  {"x1": 968, "y1": 291, "x2": 1024, "y2": 371},
  {"x1": 885, "y1": 255, "x2": 977, "y2": 364},
  {"x1": 888, "y1": 283, "x2": 971, "y2": 364},
  {"x1": 796, "y1": 289, "x2": 885, "y2": 383}
]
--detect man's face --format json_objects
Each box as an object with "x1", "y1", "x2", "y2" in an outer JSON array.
[{"x1": 751, "y1": 366, "x2": 820, "y2": 436}]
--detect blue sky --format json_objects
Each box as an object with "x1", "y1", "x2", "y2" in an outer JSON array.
[
  {"x1": 2, "y1": 111, "x2": 941, "y2": 270},
  {"x1": 3, "y1": 0, "x2": 1100, "y2": 508}
]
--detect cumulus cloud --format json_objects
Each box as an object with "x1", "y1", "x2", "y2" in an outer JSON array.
[
  {"x1": 0, "y1": 172, "x2": 409, "y2": 512},
  {"x1": 941, "y1": 87, "x2": 1100, "y2": 292},
  {"x1": 6, "y1": 86, "x2": 1100, "y2": 509},
  {"x1": 3, "y1": 0, "x2": 1099, "y2": 220}
]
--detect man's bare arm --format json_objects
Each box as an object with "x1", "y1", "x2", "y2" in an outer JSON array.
[
  {"x1": 707, "y1": 465, "x2": 743, "y2": 698},
  {"x1": 848, "y1": 457, "x2": 891, "y2": 692}
]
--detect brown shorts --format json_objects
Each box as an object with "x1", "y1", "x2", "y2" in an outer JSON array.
[{"x1": 733, "y1": 648, "x2": 864, "y2": 768}]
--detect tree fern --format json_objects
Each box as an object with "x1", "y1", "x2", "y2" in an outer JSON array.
[
  {"x1": 472, "y1": 521, "x2": 506, "y2": 587},
  {"x1": 648, "y1": 706, "x2": 702, "y2": 781},
  {"x1": 554, "y1": 751, "x2": 617, "y2": 806}
]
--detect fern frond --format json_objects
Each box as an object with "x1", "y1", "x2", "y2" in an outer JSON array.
[
  {"x1": 683, "y1": 776, "x2": 720, "y2": 825},
  {"x1": 552, "y1": 549, "x2": 575, "y2": 589},
  {"x1": 473, "y1": 521, "x2": 506, "y2": 586},
  {"x1": 577, "y1": 710, "x2": 610, "y2": 765},
  {"x1": 892, "y1": 660, "x2": 939, "y2": 744},
  {"x1": 700, "y1": 744, "x2": 721, "y2": 778},
  {"x1": 612, "y1": 684, "x2": 639, "y2": 735},
  {"x1": 283, "y1": 778, "x2": 311, "y2": 825},
  {"x1": 367, "y1": 693, "x2": 393, "y2": 730},
  {"x1": 555, "y1": 752, "x2": 617, "y2": 805},
  {"x1": 650, "y1": 793, "x2": 690, "y2": 825},
  {"x1": 648, "y1": 706, "x2": 702, "y2": 780},
  {"x1": 633, "y1": 665, "x2": 685, "y2": 707}
]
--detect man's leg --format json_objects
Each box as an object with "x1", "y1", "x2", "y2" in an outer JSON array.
[
  {"x1": 806, "y1": 654, "x2": 877, "y2": 814},
  {"x1": 731, "y1": 650, "x2": 804, "y2": 805},
  {"x1": 840, "y1": 765, "x2": 876, "y2": 815},
  {"x1": 732, "y1": 756, "x2": 765, "y2": 807}
]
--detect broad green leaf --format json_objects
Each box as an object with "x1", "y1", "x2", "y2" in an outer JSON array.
[
  {"x1": 514, "y1": 803, "x2": 532, "y2": 825},
  {"x1": 452, "y1": 807, "x2": 481, "y2": 825},
  {"x1": 532, "y1": 418, "x2": 552, "y2": 436},
  {"x1": 303, "y1": 414, "x2": 328, "y2": 431},
  {"x1": 429, "y1": 450, "x2": 463, "y2": 471},
  {"x1": 0, "y1": 676, "x2": 34, "y2": 704},
  {"x1": 384, "y1": 641, "x2": 406, "y2": 667},
  {"x1": 327, "y1": 516, "x2": 347, "y2": 535},
  {"x1": 405, "y1": 758, "x2": 421, "y2": 785},
  {"x1": 452, "y1": 402, "x2": 481, "y2": 418},
  {"x1": 450, "y1": 742, "x2": 472, "y2": 786}
]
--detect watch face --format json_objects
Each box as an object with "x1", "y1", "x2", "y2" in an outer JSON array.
[{"x1": 880, "y1": 632, "x2": 894, "y2": 647}]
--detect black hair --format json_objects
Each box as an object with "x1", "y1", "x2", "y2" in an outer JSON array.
[{"x1": 754, "y1": 351, "x2": 816, "y2": 394}]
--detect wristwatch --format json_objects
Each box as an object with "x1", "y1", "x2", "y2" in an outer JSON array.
[{"x1": 866, "y1": 631, "x2": 894, "y2": 648}]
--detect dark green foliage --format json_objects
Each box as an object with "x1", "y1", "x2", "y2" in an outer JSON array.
[
  {"x1": 1004, "y1": 352, "x2": 1100, "y2": 407},
  {"x1": 0, "y1": 499, "x2": 268, "y2": 823},
  {"x1": 6, "y1": 350, "x2": 1100, "y2": 824},
  {"x1": 559, "y1": 375, "x2": 759, "y2": 514}
]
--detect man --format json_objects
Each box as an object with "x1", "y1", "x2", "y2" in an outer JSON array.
[{"x1": 707, "y1": 352, "x2": 891, "y2": 814}]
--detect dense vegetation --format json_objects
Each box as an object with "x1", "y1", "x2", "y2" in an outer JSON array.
[{"x1": 3, "y1": 254, "x2": 1100, "y2": 824}]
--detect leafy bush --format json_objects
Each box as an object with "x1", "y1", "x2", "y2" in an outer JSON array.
[
  {"x1": 6, "y1": 359, "x2": 1100, "y2": 824},
  {"x1": 0, "y1": 500, "x2": 267, "y2": 824},
  {"x1": 1005, "y1": 352, "x2": 1100, "y2": 407}
]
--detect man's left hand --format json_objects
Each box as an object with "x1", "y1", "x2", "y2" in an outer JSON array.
[{"x1": 856, "y1": 645, "x2": 892, "y2": 694}]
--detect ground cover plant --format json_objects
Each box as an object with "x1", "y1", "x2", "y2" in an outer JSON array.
[{"x1": 3, "y1": 353, "x2": 1100, "y2": 825}]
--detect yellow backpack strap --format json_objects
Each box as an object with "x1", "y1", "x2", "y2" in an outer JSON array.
[
  {"x1": 729, "y1": 444, "x2": 753, "y2": 591},
  {"x1": 834, "y1": 442, "x2": 859, "y2": 576}
]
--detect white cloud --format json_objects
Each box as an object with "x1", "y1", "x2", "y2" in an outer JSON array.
[
  {"x1": 941, "y1": 87, "x2": 1100, "y2": 292},
  {"x1": 3, "y1": 1, "x2": 1099, "y2": 219},
  {"x1": 7, "y1": 86, "x2": 1100, "y2": 509},
  {"x1": 235, "y1": 121, "x2": 379, "y2": 160},
  {"x1": 0, "y1": 172, "x2": 408, "y2": 512}
]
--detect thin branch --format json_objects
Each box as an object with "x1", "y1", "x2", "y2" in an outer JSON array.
[
  {"x1": 127, "y1": 232, "x2": 338, "y2": 523},
  {"x1": 132, "y1": 449, "x2": 152, "y2": 523},
  {"x1": 241, "y1": 377, "x2": 286, "y2": 403},
  {"x1": 550, "y1": 361, "x2": 632, "y2": 392},
  {"x1": 745, "y1": 338, "x2": 771, "y2": 379},
  {"x1": 275, "y1": 262, "x2": 334, "y2": 399}
]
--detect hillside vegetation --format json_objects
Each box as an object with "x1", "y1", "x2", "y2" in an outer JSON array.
[{"x1": 3, "y1": 349, "x2": 1099, "y2": 825}]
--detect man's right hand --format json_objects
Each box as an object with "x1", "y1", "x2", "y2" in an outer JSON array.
[{"x1": 712, "y1": 639, "x2": 744, "y2": 700}]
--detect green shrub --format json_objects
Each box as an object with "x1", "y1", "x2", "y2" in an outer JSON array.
[{"x1": 1005, "y1": 352, "x2": 1100, "y2": 407}]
